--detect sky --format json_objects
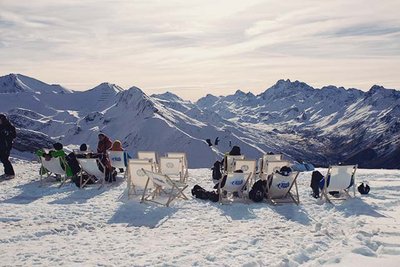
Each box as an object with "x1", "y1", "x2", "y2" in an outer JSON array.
[{"x1": 1, "y1": 0, "x2": 400, "y2": 100}]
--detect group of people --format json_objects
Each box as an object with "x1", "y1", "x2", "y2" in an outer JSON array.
[{"x1": 35, "y1": 133, "x2": 130, "y2": 186}]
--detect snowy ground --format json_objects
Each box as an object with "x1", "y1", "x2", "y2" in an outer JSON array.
[{"x1": 1, "y1": 159, "x2": 400, "y2": 267}]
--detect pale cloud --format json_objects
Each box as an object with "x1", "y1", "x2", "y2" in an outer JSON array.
[{"x1": 0, "y1": 0, "x2": 399, "y2": 100}]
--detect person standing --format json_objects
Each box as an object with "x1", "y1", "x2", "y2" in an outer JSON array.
[{"x1": 0, "y1": 114, "x2": 16, "y2": 179}]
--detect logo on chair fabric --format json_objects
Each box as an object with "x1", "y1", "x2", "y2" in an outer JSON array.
[
  {"x1": 112, "y1": 157, "x2": 122, "y2": 161},
  {"x1": 241, "y1": 165, "x2": 249, "y2": 171},
  {"x1": 136, "y1": 169, "x2": 145, "y2": 176},
  {"x1": 277, "y1": 182, "x2": 290, "y2": 189},
  {"x1": 166, "y1": 163, "x2": 174, "y2": 168},
  {"x1": 231, "y1": 180, "x2": 244, "y2": 186}
]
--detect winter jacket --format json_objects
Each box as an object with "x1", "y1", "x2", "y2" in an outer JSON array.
[
  {"x1": 36, "y1": 149, "x2": 73, "y2": 177},
  {"x1": 97, "y1": 136, "x2": 113, "y2": 154},
  {"x1": 0, "y1": 123, "x2": 16, "y2": 151}
]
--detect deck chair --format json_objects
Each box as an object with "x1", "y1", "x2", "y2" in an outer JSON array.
[
  {"x1": 127, "y1": 159, "x2": 154, "y2": 198},
  {"x1": 107, "y1": 151, "x2": 128, "y2": 179},
  {"x1": 217, "y1": 172, "x2": 252, "y2": 204},
  {"x1": 224, "y1": 155, "x2": 245, "y2": 173},
  {"x1": 159, "y1": 157, "x2": 185, "y2": 183},
  {"x1": 166, "y1": 152, "x2": 189, "y2": 182},
  {"x1": 321, "y1": 165, "x2": 358, "y2": 203},
  {"x1": 138, "y1": 151, "x2": 158, "y2": 171},
  {"x1": 39, "y1": 156, "x2": 69, "y2": 188},
  {"x1": 267, "y1": 171, "x2": 300, "y2": 205},
  {"x1": 141, "y1": 169, "x2": 188, "y2": 207},
  {"x1": 77, "y1": 158, "x2": 106, "y2": 189},
  {"x1": 234, "y1": 159, "x2": 257, "y2": 185},
  {"x1": 263, "y1": 154, "x2": 283, "y2": 162},
  {"x1": 261, "y1": 160, "x2": 291, "y2": 179}
]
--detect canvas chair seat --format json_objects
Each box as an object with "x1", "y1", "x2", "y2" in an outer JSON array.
[
  {"x1": 77, "y1": 158, "x2": 106, "y2": 189},
  {"x1": 137, "y1": 151, "x2": 158, "y2": 171},
  {"x1": 218, "y1": 172, "x2": 252, "y2": 204},
  {"x1": 322, "y1": 165, "x2": 358, "y2": 203},
  {"x1": 39, "y1": 155, "x2": 69, "y2": 188},
  {"x1": 127, "y1": 159, "x2": 154, "y2": 198},
  {"x1": 225, "y1": 155, "x2": 245, "y2": 173},
  {"x1": 267, "y1": 171, "x2": 300, "y2": 205}
]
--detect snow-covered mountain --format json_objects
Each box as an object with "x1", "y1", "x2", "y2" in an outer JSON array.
[{"x1": 1, "y1": 74, "x2": 399, "y2": 168}]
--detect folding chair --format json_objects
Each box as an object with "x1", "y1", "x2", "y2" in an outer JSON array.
[
  {"x1": 166, "y1": 152, "x2": 189, "y2": 182},
  {"x1": 234, "y1": 159, "x2": 257, "y2": 185},
  {"x1": 159, "y1": 157, "x2": 185, "y2": 183},
  {"x1": 141, "y1": 169, "x2": 188, "y2": 207},
  {"x1": 127, "y1": 159, "x2": 154, "y2": 198},
  {"x1": 77, "y1": 158, "x2": 106, "y2": 189},
  {"x1": 107, "y1": 151, "x2": 128, "y2": 179},
  {"x1": 321, "y1": 165, "x2": 358, "y2": 203},
  {"x1": 266, "y1": 171, "x2": 300, "y2": 205},
  {"x1": 39, "y1": 155, "x2": 69, "y2": 188},
  {"x1": 263, "y1": 154, "x2": 283, "y2": 162},
  {"x1": 224, "y1": 155, "x2": 245, "y2": 173},
  {"x1": 217, "y1": 172, "x2": 252, "y2": 204},
  {"x1": 138, "y1": 151, "x2": 158, "y2": 172}
]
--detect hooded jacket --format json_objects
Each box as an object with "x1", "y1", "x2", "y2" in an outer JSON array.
[
  {"x1": 0, "y1": 114, "x2": 17, "y2": 151},
  {"x1": 97, "y1": 134, "x2": 112, "y2": 154}
]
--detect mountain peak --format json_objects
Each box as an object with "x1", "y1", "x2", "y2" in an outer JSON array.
[
  {"x1": 151, "y1": 91, "x2": 184, "y2": 102},
  {"x1": 90, "y1": 82, "x2": 124, "y2": 94}
]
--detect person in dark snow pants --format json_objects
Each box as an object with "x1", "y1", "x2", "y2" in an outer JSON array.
[{"x1": 0, "y1": 114, "x2": 16, "y2": 179}]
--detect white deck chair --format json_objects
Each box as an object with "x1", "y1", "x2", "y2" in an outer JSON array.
[
  {"x1": 39, "y1": 156, "x2": 69, "y2": 188},
  {"x1": 107, "y1": 151, "x2": 128, "y2": 179},
  {"x1": 138, "y1": 151, "x2": 158, "y2": 171},
  {"x1": 234, "y1": 159, "x2": 257, "y2": 185},
  {"x1": 166, "y1": 152, "x2": 189, "y2": 182},
  {"x1": 141, "y1": 169, "x2": 188, "y2": 207},
  {"x1": 262, "y1": 160, "x2": 290, "y2": 177},
  {"x1": 127, "y1": 159, "x2": 154, "y2": 198},
  {"x1": 224, "y1": 155, "x2": 245, "y2": 173},
  {"x1": 263, "y1": 154, "x2": 283, "y2": 162},
  {"x1": 217, "y1": 172, "x2": 252, "y2": 204},
  {"x1": 321, "y1": 165, "x2": 357, "y2": 203},
  {"x1": 77, "y1": 158, "x2": 106, "y2": 189},
  {"x1": 159, "y1": 157, "x2": 185, "y2": 182},
  {"x1": 267, "y1": 171, "x2": 300, "y2": 205}
]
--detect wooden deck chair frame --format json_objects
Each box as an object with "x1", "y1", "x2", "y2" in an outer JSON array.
[
  {"x1": 127, "y1": 160, "x2": 154, "y2": 198},
  {"x1": 138, "y1": 151, "x2": 158, "y2": 172},
  {"x1": 77, "y1": 158, "x2": 106, "y2": 189},
  {"x1": 321, "y1": 165, "x2": 358, "y2": 203},
  {"x1": 217, "y1": 172, "x2": 252, "y2": 204},
  {"x1": 166, "y1": 152, "x2": 189, "y2": 182},
  {"x1": 140, "y1": 169, "x2": 188, "y2": 207},
  {"x1": 38, "y1": 155, "x2": 69, "y2": 188},
  {"x1": 266, "y1": 171, "x2": 300, "y2": 205},
  {"x1": 107, "y1": 150, "x2": 128, "y2": 179},
  {"x1": 224, "y1": 155, "x2": 245, "y2": 173}
]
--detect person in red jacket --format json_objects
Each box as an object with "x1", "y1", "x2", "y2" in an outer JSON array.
[{"x1": 97, "y1": 133, "x2": 114, "y2": 182}]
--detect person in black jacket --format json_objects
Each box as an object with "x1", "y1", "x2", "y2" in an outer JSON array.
[{"x1": 0, "y1": 114, "x2": 17, "y2": 179}]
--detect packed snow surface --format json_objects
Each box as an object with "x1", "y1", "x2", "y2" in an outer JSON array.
[{"x1": 1, "y1": 159, "x2": 400, "y2": 266}]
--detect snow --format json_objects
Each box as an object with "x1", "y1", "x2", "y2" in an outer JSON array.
[{"x1": 1, "y1": 159, "x2": 400, "y2": 266}]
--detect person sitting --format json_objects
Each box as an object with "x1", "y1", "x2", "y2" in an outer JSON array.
[
  {"x1": 36, "y1": 142, "x2": 73, "y2": 179},
  {"x1": 109, "y1": 140, "x2": 131, "y2": 172}
]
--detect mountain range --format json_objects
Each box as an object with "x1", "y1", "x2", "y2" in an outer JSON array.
[{"x1": 1, "y1": 73, "x2": 399, "y2": 168}]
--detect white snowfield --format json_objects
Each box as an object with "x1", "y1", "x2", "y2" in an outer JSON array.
[{"x1": 1, "y1": 159, "x2": 400, "y2": 267}]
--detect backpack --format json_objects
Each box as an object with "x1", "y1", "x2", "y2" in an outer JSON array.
[
  {"x1": 249, "y1": 180, "x2": 267, "y2": 202},
  {"x1": 191, "y1": 185, "x2": 220, "y2": 202},
  {"x1": 358, "y1": 183, "x2": 370, "y2": 195}
]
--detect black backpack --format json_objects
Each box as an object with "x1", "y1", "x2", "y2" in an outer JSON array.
[
  {"x1": 212, "y1": 161, "x2": 222, "y2": 181},
  {"x1": 249, "y1": 180, "x2": 267, "y2": 202},
  {"x1": 358, "y1": 183, "x2": 370, "y2": 195}
]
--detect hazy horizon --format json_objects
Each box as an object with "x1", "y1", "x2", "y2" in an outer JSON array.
[{"x1": 1, "y1": 0, "x2": 399, "y2": 100}]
